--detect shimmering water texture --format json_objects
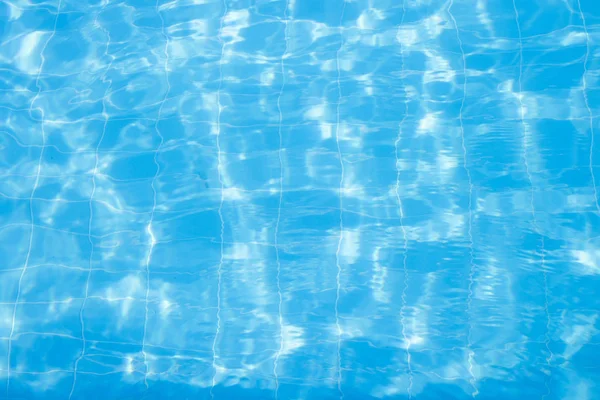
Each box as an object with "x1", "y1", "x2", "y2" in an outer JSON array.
[{"x1": 1, "y1": 0, "x2": 600, "y2": 399}]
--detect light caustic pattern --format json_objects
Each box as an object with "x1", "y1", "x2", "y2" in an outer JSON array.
[{"x1": 0, "y1": 0, "x2": 599, "y2": 399}]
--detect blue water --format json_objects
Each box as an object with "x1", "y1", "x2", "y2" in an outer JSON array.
[{"x1": 1, "y1": 0, "x2": 600, "y2": 399}]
